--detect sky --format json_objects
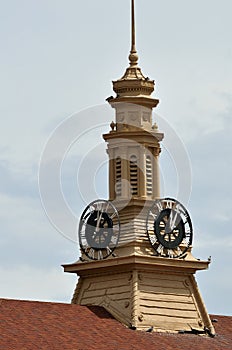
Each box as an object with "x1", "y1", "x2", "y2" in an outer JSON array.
[{"x1": 0, "y1": 0, "x2": 232, "y2": 316}]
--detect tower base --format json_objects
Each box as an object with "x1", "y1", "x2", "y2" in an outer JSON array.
[{"x1": 63, "y1": 255, "x2": 215, "y2": 335}]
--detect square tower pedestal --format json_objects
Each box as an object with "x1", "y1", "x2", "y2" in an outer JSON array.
[{"x1": 63, "y1": 255, "x2": 215, "y2": 334}]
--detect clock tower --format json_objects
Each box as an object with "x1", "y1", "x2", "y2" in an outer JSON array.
[{"x1": 63, "y1": 0, "x2": 215, "y2": 335}]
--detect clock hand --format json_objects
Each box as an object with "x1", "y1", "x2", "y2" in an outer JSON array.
[
  {"x1": 168, "y1": 210, "x2": 178, "y2": 231},
  {"x1": 96, "y1": 211, "x2": 103, "y2": 232}
]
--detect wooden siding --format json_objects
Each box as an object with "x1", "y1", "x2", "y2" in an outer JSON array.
[{"x1": 138, "y1": 272, "x2": 202, "y2": 331}]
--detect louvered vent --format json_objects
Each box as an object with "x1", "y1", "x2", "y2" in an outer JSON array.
[
  {"x1": 115, "y1": 157, "x2": 122, "y2": 196},
  {"x1": 146, "y1": 155, "x2": 153, "y2": 196},
  {"x1": 130, "y1": 155, "x2": 138, "y2": 196}
]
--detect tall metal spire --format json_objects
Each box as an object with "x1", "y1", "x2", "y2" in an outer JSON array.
[
  {"x1": 112, "y1": 0, "x2": 157, "y2": 91},
  {"x1": 129, "y1": 0, "x2": 139, "y2": 67}
]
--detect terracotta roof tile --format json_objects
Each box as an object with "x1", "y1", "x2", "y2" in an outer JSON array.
[{"x1": 0, "y1": 298, "x2": 231, "y2": 350}]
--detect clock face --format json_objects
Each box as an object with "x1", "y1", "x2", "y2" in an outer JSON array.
[
  {"x1": 78, "y1": 199, "x2": 120, "y2": 260},
  {"x1": 146, "y1": 198, "x2": 193, "y2": 258}
]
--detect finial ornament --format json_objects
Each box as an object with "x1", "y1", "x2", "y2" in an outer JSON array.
[{"x1": 129, "y1": 0, "x2": 139, "y2": 67}]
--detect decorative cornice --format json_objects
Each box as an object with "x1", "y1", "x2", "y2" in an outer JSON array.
[{"x1": 63, "y1": 254, "x2": 210, "y2": 276}]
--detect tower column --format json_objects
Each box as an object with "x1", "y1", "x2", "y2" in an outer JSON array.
[
  {"x1": 108, "y1": 147, "x2": 115, "y2": 201},
  {"x1": 131, "y1": 270, "x2": 139, "y2": 327},
  {"x1": 121, "y1": 147, "x2": 130, "y2": 199}
]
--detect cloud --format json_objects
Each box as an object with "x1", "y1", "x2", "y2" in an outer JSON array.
[
  {"x1": 0, "y1": 167, "x2": 78, "y2": 302},
  {"x1": 0, "y1": 265, "x2": 77, "y2": 303},
  {"x1": 196, "y1": 249, "x2": 232, "y2": 316},
  {"x1": 0, "y1": 0, "x2": 231, "y2": 317},
  {"x1": 179, "y1": 108, "x2": 232, "y2": 316},
  {"x1": 0, "y1": 160, "x2": 38, "y2": 199}
]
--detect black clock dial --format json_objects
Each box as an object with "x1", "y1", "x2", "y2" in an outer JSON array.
[
  {"x1": 79, "y1": 199, "x2": 120, "y2": 260},
  {"x1": 146, "y1": 198, "x2": 193, "y2": 258},
  {"x1": 85, "y1": 210, "x2": 113, "y2": 249}
]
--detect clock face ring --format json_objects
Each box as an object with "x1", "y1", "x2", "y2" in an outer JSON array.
[
  {"x1": 79, "y1": 199, "x2": 120, "y2": 260},
  {"x1": 146, "y1": 198, "x2": 193, "y2": 258}
]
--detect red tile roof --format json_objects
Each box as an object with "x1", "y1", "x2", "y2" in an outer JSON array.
[{"x1": 0, "y1": 298, "x2": 231, "y2": 350}]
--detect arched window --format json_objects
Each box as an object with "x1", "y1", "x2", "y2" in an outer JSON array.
[
  {"x1": 146, "y1": 155, "x2": 153, "y2": 196},
  {"x1": 115, "y1": 157, "x2": 122, "y2": 196},
  {"x1": 130, "y1": 155, "x2": 138, "y2": 196}
]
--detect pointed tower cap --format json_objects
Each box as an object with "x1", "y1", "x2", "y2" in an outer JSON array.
[{"x1": 111, "y1": 0, "x2": 158, "y2": 107}]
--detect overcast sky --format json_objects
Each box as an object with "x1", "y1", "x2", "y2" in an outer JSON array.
[{"x1": 0, "y1": 0, "x2": 231, "y2": 316}]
